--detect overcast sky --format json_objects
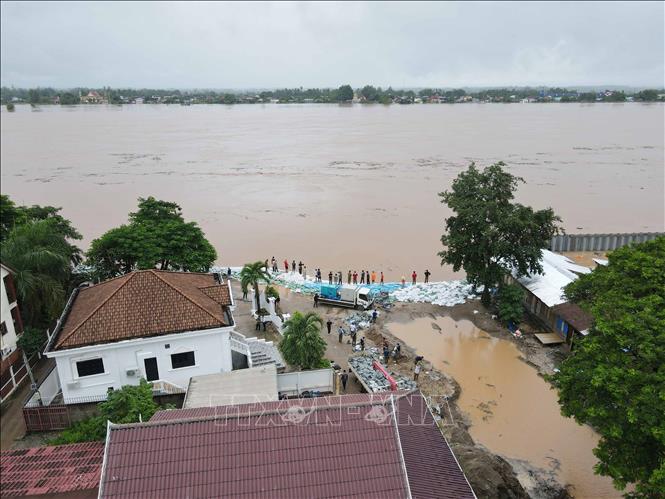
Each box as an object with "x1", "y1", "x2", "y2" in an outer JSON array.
[{"x1": 1, "y1": 1, "x2": 663, "y2": 89}]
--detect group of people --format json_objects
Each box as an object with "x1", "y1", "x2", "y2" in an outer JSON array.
[{"x1": 268, "y1": 257, "x2": 433, "y2": 287}]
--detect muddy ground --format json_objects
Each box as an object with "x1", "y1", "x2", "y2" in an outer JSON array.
[{"x1": 272, "y1": 285, "x2": 572, "y2": 499}]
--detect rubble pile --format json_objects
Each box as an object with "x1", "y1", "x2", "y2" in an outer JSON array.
[
  {"x1": 348, "y1": 355, "x2": 418, "y2": 393},
  {"x1": 389, "y1": 280, "x2": 480, "y2": 307},
  {"x1": 345, "y1": 310, "x2": 376, "y2": 331}
]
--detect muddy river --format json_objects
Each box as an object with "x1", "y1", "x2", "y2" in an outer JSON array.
[
  {"x1": 1, "y1": 103, "x2": 663, "y2": 280},
  {"x1": 388, "y1": 316, "x2": 621, "y2": 498}
]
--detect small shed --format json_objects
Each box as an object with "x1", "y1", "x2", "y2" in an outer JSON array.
[{"x1": 183, "y1": 365, "x2": 279, "y2": 409}]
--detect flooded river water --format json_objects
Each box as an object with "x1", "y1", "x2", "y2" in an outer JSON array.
[
  {"x1": 387, "y1": 316, "x2": 621, "y2": 498},
  {"x1": 1, "y1": 103, "x2": 664, "y2": 280}
]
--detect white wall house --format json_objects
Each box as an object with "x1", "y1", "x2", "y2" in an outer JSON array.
[
  {"x1": 1, "y1": 263, "x2": 23, "y2": 360},
  {"x1": 44, "y1": 269, "x2": 239, "y2": 402},
  {"x1": 47, "y1": 326, "x2": 234, "y2": 401}
]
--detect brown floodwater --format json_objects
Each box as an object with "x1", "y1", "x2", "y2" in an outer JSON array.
[
  {"x1": 387, "y1": 317, "x2": 621, "y2": 498},
  {"x1": 1, "y1": 103, "x2": 663, "y2": 280}
]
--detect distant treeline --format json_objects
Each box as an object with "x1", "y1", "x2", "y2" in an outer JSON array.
[{"x1": 2, "y1": 85, "x2": 664, "y2": 105}]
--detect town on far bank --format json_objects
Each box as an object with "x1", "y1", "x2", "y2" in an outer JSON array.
[
  {"x1": 2, "y1": 84, "x2": 665, "y2": 107},
  {"x1": 1, "y1": 161, "x2": 663, "y2": 499}
]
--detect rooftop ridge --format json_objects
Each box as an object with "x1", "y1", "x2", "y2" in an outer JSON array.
[
  {"x1": 150, "y1": 270, "x2": 225, "y2": 324},
  {"x1": 55, "y1": 272, "x2": 135, "y2": 348},
  {"x1": 112, "y1": 392, "x2": 415, "y2": 431}
]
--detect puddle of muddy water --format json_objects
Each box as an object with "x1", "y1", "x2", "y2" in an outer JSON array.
[{"x1": 387, "y1": 316, "x2": 621, "y2": 498}]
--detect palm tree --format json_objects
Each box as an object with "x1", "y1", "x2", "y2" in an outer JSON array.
[
  {"x1": 278, "y1": 311, "x2": 326, "y2": 370},
  {"x1": 239, "y1": 261, "x2": 271, "y2": 314},
  {"x1": 1, "y1": 220, "x2": 72, "y2": 327}
]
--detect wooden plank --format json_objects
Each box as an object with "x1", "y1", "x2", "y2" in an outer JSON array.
[{"x1": 534, "y1": 332, "x2": 565, "y2": 345}]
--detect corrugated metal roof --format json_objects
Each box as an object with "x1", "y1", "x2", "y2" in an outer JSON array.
[
  {"x1": 0, "y1": 441, "x2": 104, "y2": 497},
  {"x1": 100, "y1": 392, "x2": 474, "y2": 498},
  {"x1": 514, "y1": 250, "x2": 591, "y2": 307}
]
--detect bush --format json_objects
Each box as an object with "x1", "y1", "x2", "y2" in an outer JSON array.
[
  {"x1": 48, "y1": 380, "x2": 159, "y2": 445},
  {"x1": 265, "y1": 285, "x2": 279, "y2": 301},
  {"x1": 17, "y1": 327, "x2": 47, "y2": 356},
  {"x1": 496, "y1": 283, "x2": 524, "y2": 326}
]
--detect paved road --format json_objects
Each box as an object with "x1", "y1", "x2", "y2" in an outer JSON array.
[{"x1": 0, "y1": 357, "x2": 55, "y2": 450}]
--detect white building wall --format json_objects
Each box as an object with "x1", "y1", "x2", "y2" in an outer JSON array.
[
  {"x1": 1, "y1": 265, "x2": 20, "y2": 358},
  {"x1": 47, "y1": 327, "x2": 234, "y2": 401}
]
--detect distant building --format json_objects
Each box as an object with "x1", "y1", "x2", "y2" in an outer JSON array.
[{"x1": 80, "y1": 91, "x2": 106, "y2": 104}]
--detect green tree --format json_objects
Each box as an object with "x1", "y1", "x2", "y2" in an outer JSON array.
[
  {"x1": 28, "y1": 88, "x2": 40, "y2": 104},
  {"x1": 59, "y1": 92, "x2": 79, "y2": 105},
  {"x1": 86, "y1": 197, "x2": 216, "y2": 279},
  {"x1": 239, "y1": 261, "x2": 271, "y2": 314},
  {"x1": 553, "y1": 237, "x2": 665, "y2": 497},
  {"x1": 496, "y1": 283, "x2": 524, "y2": 325},
  {"x1": 0, "y1": 194, "x2": 20, "y2": 240},
  {"x1": 98, "y1": 379, "x2": 159, "y2": 423},
  {"x1": 278, "y1": 311, "x2": 327, "y2": 369},
  {"x1": 1, "y1": 220, "x2": 74, "y2": 327},
  {"x1": 336, "y1": 84, "x2": 354, "y2": 102},
  {"x1": 17, "y1": 327, "x2": 48, "y2": 356},
  {"x1": 265, "y1": 285, "x2": 280, "y2": 301},
  {"x1": 438, "y1": 162, "x2": 561, "y2": 305}
]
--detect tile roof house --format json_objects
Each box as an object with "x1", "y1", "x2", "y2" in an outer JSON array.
[
  {"x1": 1, "y1": 441, "x2": 104, "y2": 498},
  {"x1": 42, "y1": 270, "x2": 248, "y2": 403},
  {"x1": 98, "y1": 391, "x2": 475, "y2": 498}
]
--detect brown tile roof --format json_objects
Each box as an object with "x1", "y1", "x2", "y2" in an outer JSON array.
[
  {"x1": 551, "y1": 302, "x2": 594, "y2": 332},
  {"x1": 0, "y1": 441, "x2": 104, "y2": 497},
  {"x1": 100, "y1": 391, "x2": 474, "y2": 499},
  {"x1": 53, "y1": 270, "x2": 232, "y2": 350}
]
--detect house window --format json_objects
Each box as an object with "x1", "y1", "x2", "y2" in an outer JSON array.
[
  {"x1": 3, "y1": 275, "x2": 16, "y2": 303},
  {"x1": 171, "y1": 351, "x2": 195, "y2": 369},
  {"x1": 0, "y1": 322, "x2": 7, "y2": 336},
  {"x1": 76, "y1": 358, "x2": 105, "y2": 377}
]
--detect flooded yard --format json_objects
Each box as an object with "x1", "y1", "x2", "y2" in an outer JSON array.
[{"x1": 387, "y1": 316, "x2": 621, "y2": 498}]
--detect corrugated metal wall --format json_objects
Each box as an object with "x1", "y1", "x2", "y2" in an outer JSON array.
[{"x1": 549, "y1": 232, "x2": 663, "y2": 252}]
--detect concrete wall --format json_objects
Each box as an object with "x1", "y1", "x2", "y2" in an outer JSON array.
[
  {"x1": 549, "y1": 232, "x2": 663, "y2": 252},
  {"x1": 277, "y1": 369, "x2": 334, "y2": 396},
  {"x1": 47, "y1": 327, "x2": 234, "y2": 402},
  {"x1": 26, "y1": 366, "x2": 61, "y2": 407}
]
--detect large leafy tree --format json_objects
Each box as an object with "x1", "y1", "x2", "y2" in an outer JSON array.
[
  {"x1": 86, "y1": 197, "x2": 217, "y2": 279},
  {"x1": 239, "y1": 261, "x2": 271, "y2": 314},
  {"x1": 553, "y1": 237, "x2": 665, "y2": 497},
  {"x1": 336, "y1": 84, "x2": 354, "y2": 102},
  {"x1": 0, "y1": 220, "x2": 74, "y2": 327},
  {"x1": 279, "y1": 311, "x2": 327, "y2": 370},
  {"x1": 439, "y1": 162, "x2": 561, "y2": 304},
  {"x1": 0, "y1": 196, "x2": 82, "y2": 264}
]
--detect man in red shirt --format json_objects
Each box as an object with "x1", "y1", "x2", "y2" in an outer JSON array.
[{"x1": 412, "y1": 271, "x2": 417, "y2": 285}]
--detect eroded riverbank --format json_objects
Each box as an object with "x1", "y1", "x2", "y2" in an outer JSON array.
[
  {"x1": 270, "y1": 282, "x2": 621, "y2": 498},
  {"x1": 386, "y1": 312, "x2": 620, "y2": 498}
]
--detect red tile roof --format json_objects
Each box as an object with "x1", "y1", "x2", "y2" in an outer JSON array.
[
  {"x1": 53, "y1": 270, "x2": 232, "y2": 350},
  {"x1": 0, "y1": 441, "x2": 104, "y2": 497},
  {"x1": 100, "y1": 391, "x2": 474, "y2": 499}
]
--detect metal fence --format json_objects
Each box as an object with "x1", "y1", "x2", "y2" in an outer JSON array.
[
  {"x1": 1, "y1": 350, "x2": 41, "y2": 402},
  {"x1": 23, "y1": 404, "x2": 71, "y2": 431},
  {"x1": 549, "y1": 232, "x2": 663, "y2": 252}
]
